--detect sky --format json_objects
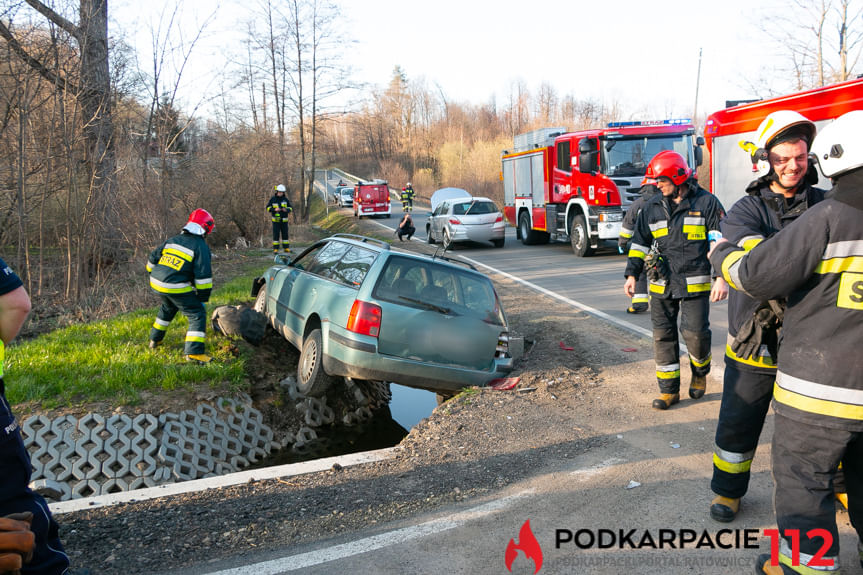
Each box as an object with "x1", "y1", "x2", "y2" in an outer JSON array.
[{"x1": 107, "y1": 0, "x2": 799, "y2": 124}]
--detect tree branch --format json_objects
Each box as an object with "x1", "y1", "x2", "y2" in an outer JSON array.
[
  {"x1": 0, "y1": 19, "x2": 77, "y2": 92},
  {"x1": 23, "y1": 0, "x2": 80, "y2": 39}
]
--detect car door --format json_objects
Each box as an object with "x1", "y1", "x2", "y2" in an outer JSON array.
[{"x1": 431, "y1": 202, "x2": 448, "y2": 241}]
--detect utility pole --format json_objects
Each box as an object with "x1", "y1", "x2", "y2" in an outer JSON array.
[{"x1": 693, "y1": 48, "x2": 703, "y2": 125}]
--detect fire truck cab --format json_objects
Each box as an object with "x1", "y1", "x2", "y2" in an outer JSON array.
[
  {"x1": 704, "y1": 77, "x2": 863, "y2": 209},
  {"x1": 353, "y1": 179, "x2": 392, "y2": 219},
  {"x1": 502, "y1": 120, "x2": 701, "y2": 257}
]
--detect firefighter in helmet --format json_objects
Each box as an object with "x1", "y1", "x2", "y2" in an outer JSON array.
[
  {"x1": 709, "y1": 110, "x2": 863, "y2": 575},
  {"x1": 147, "y1": 209, "x2": 215, "y2": 364},
  {"x1": 266, "y1": 184, "x2": 293, "y2": 253},
  {"x1": 623, "y1": 150, "x2": 727, "y2": 410},
  {"x1": 400, "y1": 184, "x2": 410, "y2": 212},
  {"x1": 708, "y1": 111, "x2": 828, "y2": 524},
  {"x1": 404, "y1": 182, "x2": 415, "y2": 212},
  {"x1": 618, "y1": 180, "x2": 659, "y2": 313}
]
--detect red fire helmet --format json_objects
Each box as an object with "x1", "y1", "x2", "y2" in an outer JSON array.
[
  {"x1": 645, "y1": 150, "x2": 691, "y2": 186},
  {"x1": 188, "y1": 208, "x2": 215, "y2": 235}
]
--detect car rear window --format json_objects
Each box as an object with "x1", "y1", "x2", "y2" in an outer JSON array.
[
  {"x1": 374, "y1": 256, "x2": 505, "y2": 325},
  {"x1": 453, "y1": 200, "x2": 498, "y2": 216}
]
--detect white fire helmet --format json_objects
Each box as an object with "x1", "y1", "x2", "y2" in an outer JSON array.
[
  {"x1": 275, "y1": 184, "x2": 286, "y2": 193},
  {"x1": 811, "y1": 110, "x2": 863, "y2": 179},
  {"x1": 740, "y1": 110, "x2": 816, "y2": 178}
]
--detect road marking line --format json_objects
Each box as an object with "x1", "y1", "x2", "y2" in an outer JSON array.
[{"x1": 205, "y1": 490, "x2": 535, "y2": 574}]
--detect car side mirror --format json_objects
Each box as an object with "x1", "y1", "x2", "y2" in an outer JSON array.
[{"x1": 275, "y1": 254, "x2": 292, "y2": 266}]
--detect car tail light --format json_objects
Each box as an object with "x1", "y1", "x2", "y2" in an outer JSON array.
[
  {"x1": 347, "y1": 300, "x2": 382, "y2": 337},
  {"x1": 448, "y1": 217, "x2": 462, "y2": 225},
  {"x1": 496, "y1": 331, "x2": 509, "y2": 358},
  {"x1": 494, "y1": 214, "x2": 503, "y2": 223}
]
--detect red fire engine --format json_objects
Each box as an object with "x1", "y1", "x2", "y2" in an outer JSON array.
[
  {"x1": 704, "y1": 77, "x2": 863, "y2": 209},
  {"x1": 353, "y1": 179, "x2": 392, "y2": 219},
  {"x1": 501, "y1": 120, "x2": 701, "y2": 256}
]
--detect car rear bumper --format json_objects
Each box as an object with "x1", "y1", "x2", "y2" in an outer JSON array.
[
  {"x1": 450, "y1": 224, "x2": 506, "y2": 243},
  {"x1": 323, "y1": 329, "x2": 512, "y2": 394}
]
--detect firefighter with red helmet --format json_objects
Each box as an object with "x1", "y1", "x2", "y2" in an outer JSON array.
[
  {"x1": 146, "y1": 209, "x2": 215, "y2": 364},
  {"x1": 710, "y1": 110, "x2": 863, "y2": 575},
  {"x1": 624, "y1": 150, "x2": 728, "y2": 410},
  {"x1": 708, "y1": 111, "x2": 827, "y2": 524},
  {"x1": 266, "y1": 184, "x2": 293, "y2": 253}
]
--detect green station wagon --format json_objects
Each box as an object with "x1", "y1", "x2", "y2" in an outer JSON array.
[{"x1": 251, "y1": 234, "x2": 513, "y2": 397}]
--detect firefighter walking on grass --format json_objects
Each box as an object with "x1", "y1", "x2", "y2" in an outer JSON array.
[
  {"x1": 709, "y1": 110, "x2": 863, "y2": 575},
  {"x1": 708, "y1": 111, "x2": 827, "y2": 524},
  {"x1": 623, "y1": 151, "x2": 728, "y2": 410},
  {"x1": 266, "y1": 184, "x2": 293, "y2": 253},
  {"x1": 147, "y1": 209, "x2": 215, "y2": 364},
  {"x1": 618, "y1": 182, "x2": 658, "y2": 314}
]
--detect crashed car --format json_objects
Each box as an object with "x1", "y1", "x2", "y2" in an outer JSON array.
[
  {"x1": 252, "y1": 234, "x2": 513, "y2": 397},
  {"x1": 426, "y1": 188, "x2": 506, "y2": 248}
]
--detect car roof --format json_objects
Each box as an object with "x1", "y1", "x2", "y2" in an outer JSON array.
[{"x1": 326, "y1": 234, "x2": 482, "y2": 274}]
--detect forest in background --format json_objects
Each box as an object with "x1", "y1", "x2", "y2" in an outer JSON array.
[{"x1": 1, "y1": 0, "x2": 860, "y2": 317}]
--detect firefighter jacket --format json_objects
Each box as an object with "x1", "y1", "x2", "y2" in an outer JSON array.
[
  {"x1": 400, "y1": 188, "x2": 410, "y2": 202},
  {"x1": 405, "y1": 186, "x2": 415, "y2": 200},
  {"x1": 266, "y1": 195, "x2": 293, "y2": 222},
  {"x1": 624, "y1": 179, "x2": 725, "y2": 299},
  {"x1": 721, "y1": 179, "x2": 826, "y2": 370},
  {"x1": 619, "y1": 185, "x2": 659, "y2": 243},
  {"x1": 710, "y1": 169, "x2": 863, "y2": 432},
  {"x1": 146, "y1": 230, "x2": 213, "y2": 302},
  {"x1": 0, "y1": 257, "x2": 23, "y2": 380}
]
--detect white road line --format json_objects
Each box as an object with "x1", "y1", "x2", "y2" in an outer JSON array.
[{"x1": 204, "y1": 490, "x2": 535, "y2": 574}]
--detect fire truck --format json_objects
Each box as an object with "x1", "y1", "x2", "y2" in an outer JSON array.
[
  {"x1": 704, "y1": 77, "x2": 863, "y2": 210},
  {"x1": 353, "y1": 179, "x2": 392, "y2": 219},
  {"x1": 501, "y1": 120, "x2": 701, "y2": 256}
]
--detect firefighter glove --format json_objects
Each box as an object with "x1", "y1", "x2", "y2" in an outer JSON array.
[
  {"x1": 618, "y1": 236, "x2": 629, "y2": 250},
  {"x1": 645, "y1": 252, "x2": 669, "y2": 283},
  {"x1": 0, "y1": 513, "x2": 34, "y2": 575},
  {"x1": 730, "y1": 316, "x2": 761, "y2": 361}
]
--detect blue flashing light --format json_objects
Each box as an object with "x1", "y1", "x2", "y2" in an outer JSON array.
[{"x1": 607, "y1": 118, "x2": 693, "y2": 128}]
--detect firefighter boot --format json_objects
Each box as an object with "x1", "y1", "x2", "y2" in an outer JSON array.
[
  {"x1": 755, "y1": 554, "x2": 795, "y2": 574},
  {"x1": 652, "y1": 393, "x2": 679, "y2": 410},
  {"x1": 836, "y1": 492, "x2": 848, "y2": 509},
  {"x1": 689, "y1": 375, "x2": 707, "y2": 399},
  {"x1": 185, "y1": 354, "x2": 213, "y2": 364},
  {"x1": 710, "y1": 495, "x2": 740, "y2": 523}
]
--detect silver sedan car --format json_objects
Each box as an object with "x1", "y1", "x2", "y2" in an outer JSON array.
[{"x1": 426, "y1": 188, "x2": 506, "y2": 249}]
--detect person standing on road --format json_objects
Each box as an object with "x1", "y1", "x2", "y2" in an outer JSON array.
[
  {"x1": 0, "y1": 257, "x2": 70, "y2": 574},
  {"x1": 708, "y1": 111, "x2": 828, "y2": 524},
  {"x1": 147, "y1": 209, "x2": 215, "y2": 364},
  {"x1": 266, "y1": 184, "x2": 293, "y2": 254},
  {"x1": 623, "y1": 151, "x2": 728, "y2": 410},
  {"x1": 709, "y1": 110, "x2": 863, "y2": 575},
  {"x1": 404, "y1": 182, "x2": 415, "y2": 212},
  {"x1": 618, "y1": 182, "x2": 658, "y2": 314}
]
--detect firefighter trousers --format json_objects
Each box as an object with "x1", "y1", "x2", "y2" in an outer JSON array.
[
  {"x1": 149, "y1": 292, "x2": 207, "y2": 355},
  {"x1": 650, "y1": 296, "x2": 711, "y2": 394},
  {"x1": 711, "y1": 361, "x2": 774, "y2": 499},
  {"x1": 630, "y1": 271, "x2": 648, "y2": 312},
  {"x1": 771, "y1": 412, "x2": 862, "y2": 573},
  {"x1": 272, "y1": 221, "x2": 289, "y2": 251},
  {"x1": 0, "y1": 380, "x2": 70, "y2": 575}
]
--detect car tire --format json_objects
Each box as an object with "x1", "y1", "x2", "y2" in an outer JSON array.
[
  {"x1": 426, "y1": 226, "x2": 436, "y2": 244},
  {"x1": 253, "y1": 287, "x2": 267, "y2": 314},
  {"x1": 569, "y1": 214, "x2": 595, "y2": 257},
  {"x1": 442, "y1": 228, "x2": 452, "y2": 249},
  {"x1": 298, "y1": 329, "x2": 334, "y2": 397},
  {"x1": 492, "y1": 238, "x2": 505, "y2": 248}
]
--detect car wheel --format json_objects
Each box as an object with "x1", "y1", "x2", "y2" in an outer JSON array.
[
  {"x1": 426, "y1": 225, "x2": 436, "y2": 244},
  {"x1": 253, "y1": 287, "x2": 267, "y2": 314},
  {"x1": 442, "y1": 228, "x2": 452, "y2": 249},
  {"x1": 492, "y1": 238, "x2": 505, "y2": 248},
  {"x1": 298, "y1": 329, "x2": 334, "y2": 397},
  {"x1": 569, "y1": 214, "x2": 595, "y2": 257}
]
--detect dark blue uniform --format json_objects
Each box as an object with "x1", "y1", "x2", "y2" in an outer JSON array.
[{"x1": 0, "y1": 258, "x2": 70, "y2": 574}]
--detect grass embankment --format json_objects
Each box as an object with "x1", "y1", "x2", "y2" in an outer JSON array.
[{"x1": 7, "y1": 194, "x2": 394, "y2": 411}]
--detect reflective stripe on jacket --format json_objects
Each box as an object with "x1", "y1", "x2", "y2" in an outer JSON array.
[
  {"x1": 710, "y1": 172, "x2": 863, "y2": 431},
  {"x1": 266, "y1": 195, "x2": 293, "y2": 222}
]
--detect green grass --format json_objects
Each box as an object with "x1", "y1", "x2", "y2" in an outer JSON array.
[{"x1": 4, "y1": 192, "x2": 393, "y2": 409}]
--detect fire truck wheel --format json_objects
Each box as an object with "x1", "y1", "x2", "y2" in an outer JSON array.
[
  {"x1": 570, "y1": 214, "x2": 594, "y2": 257},
  {"x1": 519, "y1": 212, "x2": 540, "y2": 245}
]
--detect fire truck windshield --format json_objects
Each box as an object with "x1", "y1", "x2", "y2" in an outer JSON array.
[{"x1": 601, "y1": 134, "x2": 694, "y2": 177}]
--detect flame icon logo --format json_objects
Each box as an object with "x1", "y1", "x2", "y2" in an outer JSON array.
[{"x1": 505, "y1": 519, "x2": 543, "y2": 574}]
